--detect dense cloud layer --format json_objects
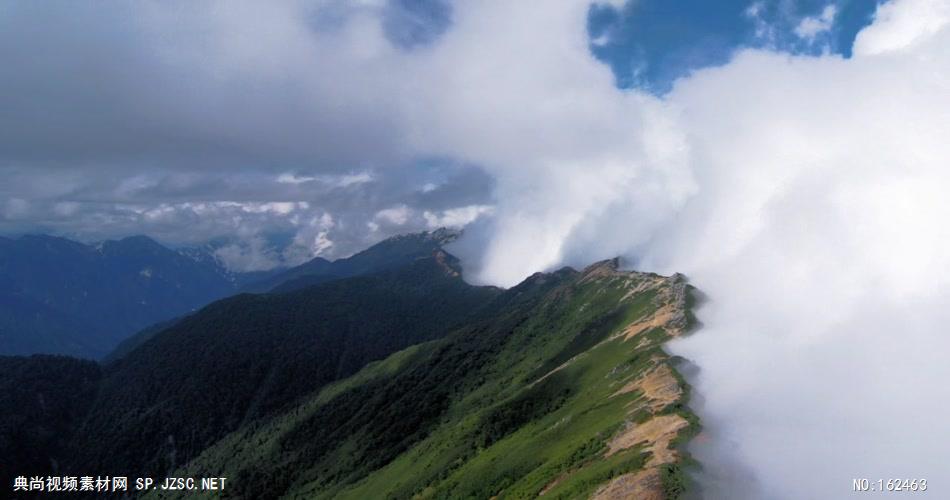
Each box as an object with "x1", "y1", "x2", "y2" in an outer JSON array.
[
  {"x1": 443, "y1": 3, "x2": 950, "y2": 493},
  {"x1": 0, "y1": 0, "x2": 493, "y2": 265},
  {"x1": 648, "y1": 4, "x2": 950, "y2": 495},
  {"x1": 3, "y1": 1, "x2": 950, "y2": 497}
]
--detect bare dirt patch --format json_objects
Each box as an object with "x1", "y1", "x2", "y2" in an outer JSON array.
[
  {"x1": 590, "y1": 467, "x2": 665, "y2": 500},
  {"x1": 614, "y1": 363, "x2": 682, "y2": 413},
  {"x1": 606, "y1": 414, "x2": 688, "y2": 467}
]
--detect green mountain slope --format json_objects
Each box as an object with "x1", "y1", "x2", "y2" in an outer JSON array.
[
  {"x1": 66, "y1": 252, "x2": 501, "y2": 480},
  {"x1": 170, "y1": 259, "x2": 699, "y2": 500},
  {"x1": 0, "y1": 241, "x2": 700, "y2": 500}
]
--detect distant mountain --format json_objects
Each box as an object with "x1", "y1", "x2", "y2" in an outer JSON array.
[
  {"x1": 0, "y1": 292, "x2": 91, "y2": 358},
  {"x1": 176, "y1": 245, "x2": 286, "y2": 289},
  {"x1": 101, "y1": 229, "x2": 468, "y2": 363},
  {"x1": 0, "y1": 249, "x2": 701, "y2": 499},
  {"x1": 244, "y1": 228, "x2": 461, "y2": 293},
  {"x1": 0, "y1": 235, "x2": 257, "y2": 358}
]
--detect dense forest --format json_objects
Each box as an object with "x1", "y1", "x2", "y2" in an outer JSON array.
[{"x1": 0, "y1": 355, "x2": 101, "y2": 488}]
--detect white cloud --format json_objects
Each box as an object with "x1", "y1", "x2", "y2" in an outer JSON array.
[
  {"x1": 276, "y1": 173, "x2": 316, "y2": 185},
  {"x1": 239, "y1": 202, "x2": 299, "y2": 215},
  {"x1": 422, "y1": 204, "x2": 493, "y2": 229},
  {"x1": 310, "y1": 230, "x2": 334, "y2": 254},
  {"x1": 794, "y1": 4, "x2": 837, "y2": 42},
  {"x1": 213, "y1": 235, "x2": 282, "y2": 272},
  {"x1": 276, "y1": 172, "x2": 375, "y2": 187},
  {"x1": 374, "y1": 205, "x2": 411, "y2": 225},
  {"x1": 589, "y1": 32, "x2": 611, "y2": 47},
  {"x1": 853, "y1": 0, "x2": 950, "y2": 55},
  {"x1": 745, "y1": 1, "x2": 777, "y2": 43},
  {"x1": 637, "y1": 2, "x2": 950, "y2": 496}
]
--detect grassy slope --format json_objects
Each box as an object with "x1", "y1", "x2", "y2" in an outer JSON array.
[{"x1": 166, "y1": 261, "x2": 699, "y2": 500}]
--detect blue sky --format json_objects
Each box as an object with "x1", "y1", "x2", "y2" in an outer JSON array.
[
  {"x1": 587, "y1": 0, "x2": 879, "y2": 93},
  {"x1": 380, "y1": 0, "x2": 880, "y2": 93}
]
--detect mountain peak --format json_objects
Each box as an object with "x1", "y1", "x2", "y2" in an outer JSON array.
[
  {"x1": 428, "y1": 227, "x2": 461, "y2": 245},
  {"x1": 112, "y1": 234, "x2": 165, "y2": 249},
  {"x1": 578, "y1": 257, "x2": 678, "y2": 285},
  {"x1": 378, "y1": 227, "x2": 461, "y2": 246},
  {"x1": 256, "y1": 229, "x2": 463, "y2": 293},
  {"x1": 18, "y1": 233, "x2": 84, "y2": 245},
  {"x1": 582, "y1": 257, "x2": 622, "y2": 274}
]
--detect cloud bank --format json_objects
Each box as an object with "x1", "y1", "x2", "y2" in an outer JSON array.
[
  {"x1": 3, "y1": 0, "x2": 950, "y2": 497},
  {"x1": 427, "y1": 3, "x2": 950, "y2": 493},
  {"x1": 648, "y1": 4, "x2": 950, "y2": 495}
]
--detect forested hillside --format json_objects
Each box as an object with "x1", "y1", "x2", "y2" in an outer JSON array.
[
  {"x1": 0, "y1": 355, "x2": 102, "y2": 489},
  {"x1": 174, "y1": 259, "x2": 700, "y2": 499},
  {"x1": 66, "y1": 251, "x2": 500, "y2": 480},
  {"x1": 1, "y1": 244, "x2": 700, "y2": 500}
]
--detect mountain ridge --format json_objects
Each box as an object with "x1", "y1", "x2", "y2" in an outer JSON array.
[
  {"x1": 174, "y1": 256, "x2": 700, "y2": 499},
  {"x1": 0, "y1": 235, "x2": 700, "y2": 499},
  {"x1": 0, "y1": 230, "x2": 459, "y2": 359},
  {"x1": 245, "y1": 228, "x2": 462, "y2": 293}
]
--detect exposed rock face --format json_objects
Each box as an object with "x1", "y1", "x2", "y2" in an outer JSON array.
[
  {"x1": 607, "y1": 414, "x2": 690, "y2": 463},
  {"x1": 539, "y1": 259, "x2": 699, "y2": 500},
  {"x1": 591, "y1": 467, "x2": 665, "y2": 500},
  {"x1": 614, "y1": 363, "x2": 682, "y2": 413},
  {"x1": 580, "y1": 258, "x2": 693, "y2": 343}
]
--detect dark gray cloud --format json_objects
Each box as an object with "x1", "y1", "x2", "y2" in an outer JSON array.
[
  {"x1": 0, "y1": 0, "x2": 491, "y2": 269},
  {"x1": 0, "y1": 1, "x2": 410, "y2": 170}
]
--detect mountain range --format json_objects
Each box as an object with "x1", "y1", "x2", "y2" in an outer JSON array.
[
  {"x1": 0, "y1": 235, "x2": 246, "y2": 358},
  {"x1": 0, "y1": 230, "x2": 462, "y2": 359},
  {"x1": 0, "y1": 232, "x2": 700, "y2": 499}
]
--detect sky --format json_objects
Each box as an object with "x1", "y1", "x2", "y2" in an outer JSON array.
[
  {"x1": 5, "y1": 2, "x2": 950, "y2": 498},
  {"x1": 0, "y1": 0, "x2": 875, "y2": 270},
  {"x1": 589, "y1": 0, "x2": 878, "y2": 91}
]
